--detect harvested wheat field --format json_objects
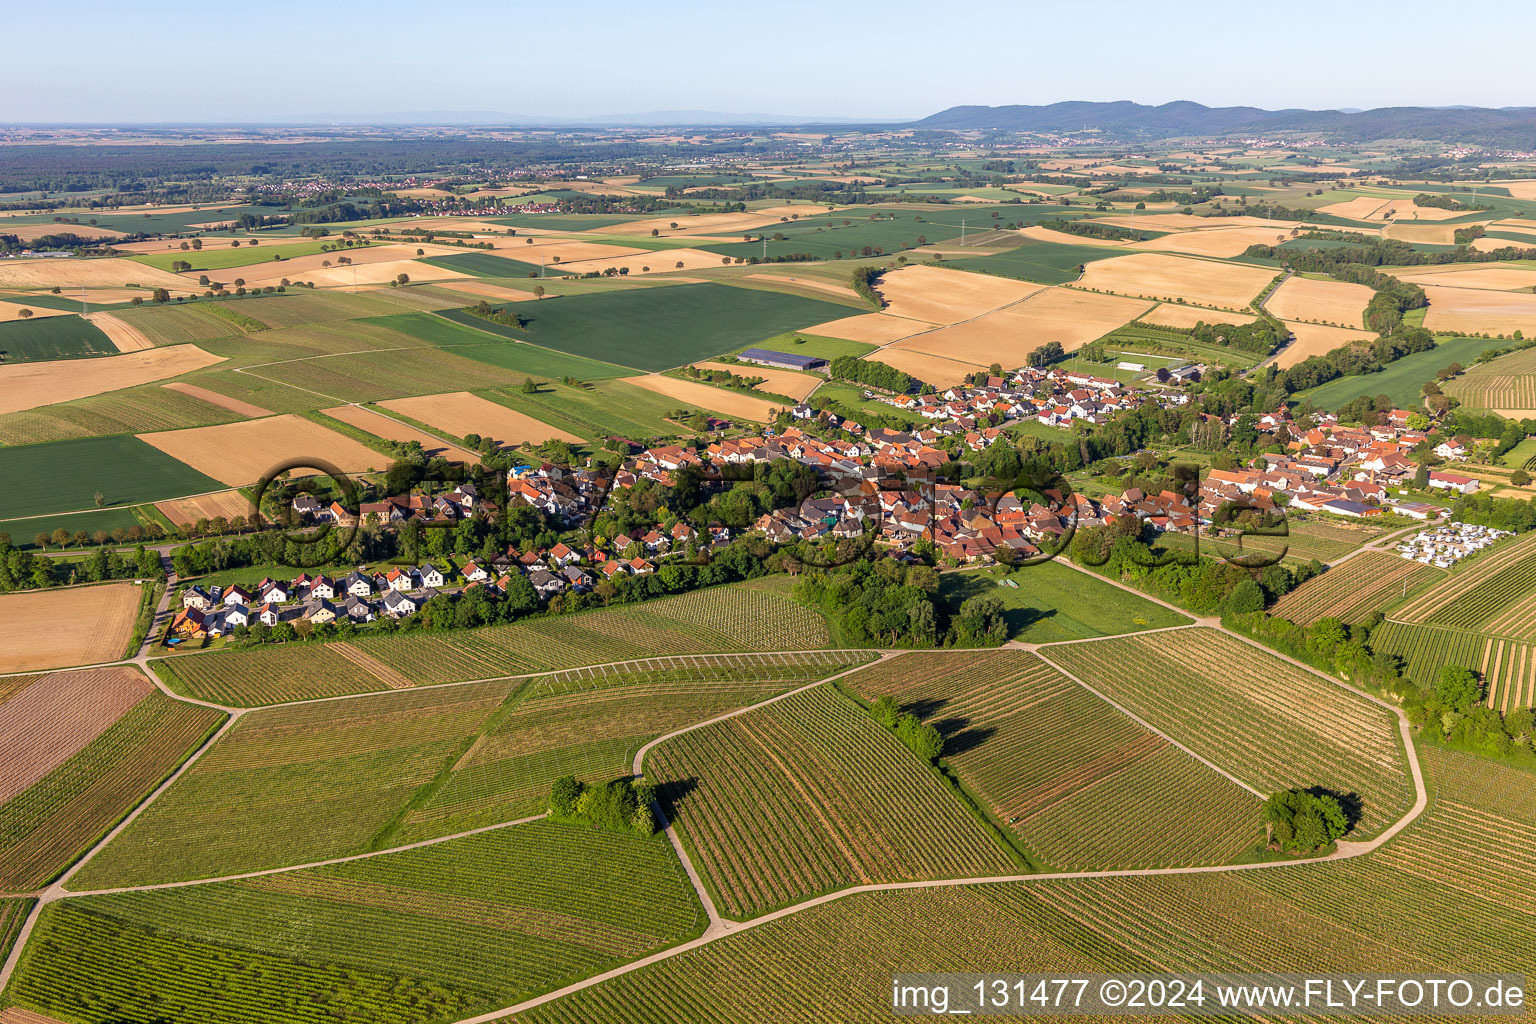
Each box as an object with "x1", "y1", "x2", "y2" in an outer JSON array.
[
  {"x1": 742, "y1": 272, "x2": 859, "y2": 301},
  {"x1": 84, "y1": 312, "x2": 153, "y2": 352},
  {"x1": 868, "y1": 347, "x2": 982, "y2": 388},
  {"x1": 1274, "y1": 322, "x2": 1377, "y2": 369},
  {"x1": 1318, "y1": 196, "x2": 1397, "y2": 220},
  {"x1": 238, "y1": 256, "x2": 466, "y2": 291},
  {"x1": 380, "y1": 392, "x2": 580, "y2": 447},
  {"x1": 876, "y1": 265, "x2": 1042, "y2": 323},
  {"x1": 1140, "y1": 302, "x2": 1254, "y2": 329},
  {"x1": 1389, "y1": 264, "x2": 1536, "y2": 292},
  {"x1": 1382, "y1": 221, "x2": 1476, "y2": 245},
  {"x1": 159, "y1": 381, "x2": 271, "y2": 418},
  {"x1": 1098, "y1": 213, "x2": 1307, "y2": 234},
  {"x1": 894, "y1": 287, "x2": 1152, "y2": 365},
  {"x1": 0, "y1": 257, "x2": 190, "y2": 293},
  {"x1": 321, "y1": 404, "x2": 479, "y2": 461},
  {"x1": 0, "y1": 666, "x2": 154, "y2": 802},
  {"x1": 1018, "y1": 225, "x2": 1130, "y2": 249},
  {"x1": 1265, "y1": 276, "x2": 1373, "y2": 328},
  {"x1": 803, "y1": 311, "x2": 934, "y2": 342},
  {"x1": 552, "y1": 248, "x2": 731, "y2": 276},
  {"x1": 446, "y1": 280, "x2": 541, "y2": 303},
  {"x1": 1421, "y1": 285, "x2": 1536, "y2": 335},
  {"x1": 0, "y1": 300, "x2": 67, "y2": 322},
  {"x1": 1134, "y1": 225, "x2": 1298, "y2": 258},
  {"x1": 137, "y1": 414, "x2": 386, "y2": 486},
  {"x1": 4, "y1": 222, "x2": 124, "y2": 243},
  {"x1": 1077, "y1": 252, "x2": 1274, "y2": 311},
  {"x1": 0, "y1": 344, "x2": 225, "y2": 416},
  {"x1": 154, "y1": 489, "x2": 255, "y2": 527},
  {"x1": 621, "y1": 374, "x2": 784, "y2": 422},
  {"x1": 690, "y1": 361, "x2": 821, "y2": 401},
  {"x1": 601, "y1": 205, "x2": 847, "y2": 239},
  {"x1": 1473, "y1": 234, "x2": 1536, "y2": 253},
  {"x1": 0, "y1": 583, "x2": 143, "y2": 673}
]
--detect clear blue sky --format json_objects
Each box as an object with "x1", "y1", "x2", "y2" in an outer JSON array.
[{"x1": 10, "y1": 0, "x2": 1534, "y2": 123}]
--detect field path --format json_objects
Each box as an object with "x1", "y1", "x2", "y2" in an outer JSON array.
[{"x1": 0, "y1": 570, "x2": 1429, "y2": 1009}]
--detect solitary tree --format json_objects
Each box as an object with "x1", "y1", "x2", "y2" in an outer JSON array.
[
  {"x1": 17, "y1": 308, "x2": 32, "y2": 320},
  {"x1": 532, "y1": 285, "x2": 545, "y2": 299},
  {"x1": 395, "y1": 273, "x2": 409, "y2": 286}
]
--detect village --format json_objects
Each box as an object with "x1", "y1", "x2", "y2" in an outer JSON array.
[{"x1": 164, "y1": 365, "x2": 1491, "y2": 642}]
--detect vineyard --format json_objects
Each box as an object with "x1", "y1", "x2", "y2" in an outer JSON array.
[
  {"x1": 0, "y1": 692, "x2": 225, "y2": 892},
  {"x1": 517, "y1": 746, "x2": 1536, "y2": 1024},
  {"x1": 840, "y1": 652, "x2": 1260, "y2": 870},
  {"x1": 153, "y1": 583, "x2": 834, "y2": 706},
  {"x1": 75, "y1": 654, "x2": 867, "y2": 888},
  {"x1": 394, "y1": 652, "x2": 872, "y2": 843},
  {"x1": 8, "y1": 822, "x2": 702, "y2": 1024},
  {"x1": 1269, "y1": 551, "x2": 1443, "y2": 625},
  {"x1": 1442, "y1": 347, "x2": 1536, "y2": 411},
  {"x1": 647, "y1": 685, "x2": 1017, "y2": 918},
  {"x1": 1372, "y1": 622, "x2": 1536, "y2": 712},
  {"x1": 69, "y1": 681, "x2": 514, "y2": 889},
  {"x1": 1393, "y1": 533, "x2": 1536, "y2": 641},
  {"x1": 1042, "y1": 629, "x2": 1413, "y2": 836},
  {"x1": 0, "y1": 897, "x2": 32, "y2": 966}
]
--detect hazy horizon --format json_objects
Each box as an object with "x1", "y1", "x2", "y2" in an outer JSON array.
[{"x1": 9, "y1": 0, "x2": 1535, "y2": 123}]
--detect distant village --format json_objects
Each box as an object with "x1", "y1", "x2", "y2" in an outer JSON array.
[{"x1": 168, "y1": 362, "x2": 1489, "y2": 640}]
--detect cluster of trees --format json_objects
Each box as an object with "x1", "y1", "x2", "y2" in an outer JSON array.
[
  {"x1": 681, "y1": 364, "x2": 768, "y2": 394},
  {"x1": 1413, "y1": 193, "x2": 1488, "y2": 211},
  {"x1": 0, "y1": 537, "x2": 163, "y2": 592},
  {"x1": 1276, "y1": 326, "x2": 1436, "y2": 394},
  {"x1": 548, "y1": 775, "x2": 656, "y2": 836},
  {"x1": 466, "y1": 301, "x2": 527, "y2": 329},
  {"x1": 1249, "y1": 233, "x2": 1536, "y2": 271},
  {"x1": 1264, "y1": 789, "x2": 1350, "y2": 854},
  {"x1": 850, "y1": 265, "x2": 885, "y2": 307},
  {"x1": 1069, "y1": 515, "x2": 1318, "y2": 615},
  {"x1": 1451, "y1": 493, "x2": 1536, "y2": 533},
  {"x1": 0, "y1": 231, "x2": 115, "y2": 253},
  {"x1": 1188, "y1": 316, "x2": 1288, "y2": 356},
  {"x1": 828, "y1": 355, "x2": 914, "y2": 394},
  {"x1": 793, "y1": 560, "x2": 942, "y2": 647},
  {"x1": 1026, "y1": 341, "x2": 1067, "y2": 368},
  {"x1": 869, "y1": 695, "x2": 944, "y2": 761},
  {"x1": 1037, "y1": 218, "x2": 1155, "y2": 242}
]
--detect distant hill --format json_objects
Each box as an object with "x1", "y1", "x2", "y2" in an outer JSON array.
[{"x1": 913, "y1": 101, "x2": 1536, "y2": 149}]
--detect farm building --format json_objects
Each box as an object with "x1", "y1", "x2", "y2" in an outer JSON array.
[
  {"x1": 737, "y1": 348, "x2": 826, "y2": 371},
  {"x1": 1320, "y1": 498, "x2": 1383, "y2": 518},
  {"x1": 1427, "y1": 471, "x2": 1480, "y2": 495}
]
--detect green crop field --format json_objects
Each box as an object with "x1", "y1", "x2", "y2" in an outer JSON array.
[
  {"x1": 13, "y1": 822, "x2": 701, "y2": 1024},
  {"x1": 88, "y1": 205, "x2": 289, "y2": 234},
  {"x1": 112, "y1": 303, "x2": 251, "y2": 345},
  {"x1": 939, "y1": 561, "x2": 1190, "y2": 643},
  {"x1": 396, "y1": 651, "x2": 870, "y2": 843},
  {"x1": 0, "y1": 380, "x2": 248, "y2": 446},
  {"x1": 1298, "y1": 335, "x2": 1493, "y2": 410},
  {"x1": 130, "y1": 239, "x2": 336, "y2": 272},
  {"x1": 1271, "y1": 551, "x2": 1444, "y2": 625},
  {"x1": 728, "y1": 330, "x2": 876, "y2": 361},
  {"x1": 0, "y1": 435, "x2": 226, "y2": 518},
  {"x1": 0, "y1": 505, "x2": 148, "y2": 548},
  {"x1": 1500, "y1": 436, "x2": 1536, "y2": 469},
  {"x1": 152, "y1": 582, "x2": 834, "y2": 706},
  {"x1": 421, "y1": 251, "x2": 570, "y2": 277},
  {"x1": 1044, "y1": 628, "x2": 1412, "y2": 835},
  {"x1": 840, "y1": 651, "x2": 1260, "y2": 870},
  {"x1": 0, "y1": 691, "x2": 224, "y2": 892},
  {"x1": 947, "y1": 238, "x2": 1122, "y2": 285},
  {"x1": 0, "y1": 314, "x2": 118, "y2": 362},
  {"x1": 487, "y1": 377, "x2": 695, "y2": 438},
  {"x1": 70, "y1": 680, "x2": 516, "y2": 887},
  {"x1": 1392, "y1": 533, "x2": 1536, "y2": 641},
  {"x1": 648, "y1": 684, "x2": 1017, "y2": 918},
  {"x1": 496, "y1": 282, "x2": 854, "y2": 371}
]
